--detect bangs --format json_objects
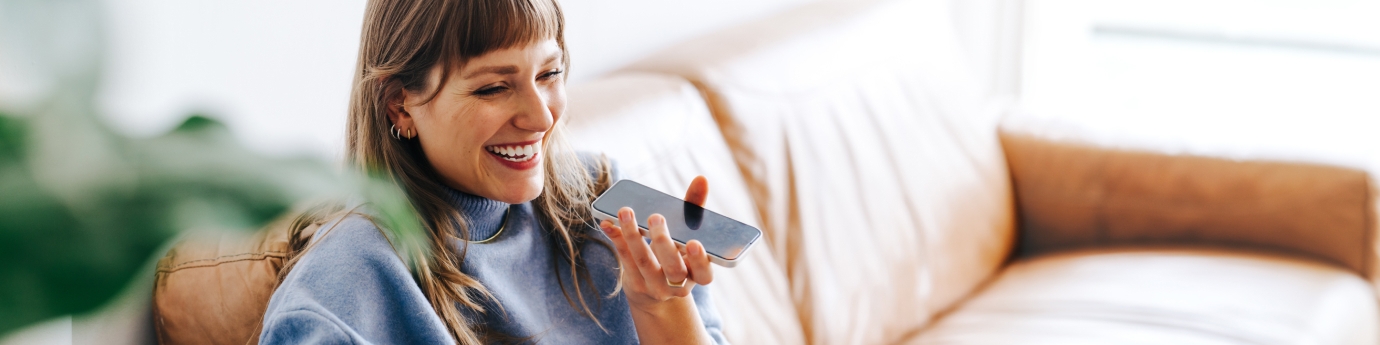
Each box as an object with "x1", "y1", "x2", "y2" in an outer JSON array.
[
  {"x1": 395, "y1": 0, "x2": 565, "y2": 101},
  {"x1": 446, "y1": 0, "x2": 564, "y2": 62}
]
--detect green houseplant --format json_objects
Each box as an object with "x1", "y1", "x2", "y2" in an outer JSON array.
[{"x1": 0, "y1": 0, "x2": 425, "y2": 337}]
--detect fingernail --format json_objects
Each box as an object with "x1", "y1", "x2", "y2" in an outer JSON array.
[
  {"x1": 651, "y1": 215, "x2": 663, "y2": 227},
  {"x1": 618, "y1": 209, "x2": 629, "y2": 221}
]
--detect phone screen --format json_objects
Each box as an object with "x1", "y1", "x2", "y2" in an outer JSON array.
[{"x1": 592, "y1": 180, "x2": 761, "y2": 261}]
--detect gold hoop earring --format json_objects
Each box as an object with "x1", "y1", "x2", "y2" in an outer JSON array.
[
  {"x1": 389, "y1": 124, "x2": 401, "y2": 140},
  {"x1": 407, "y1": 128, "x2": 414, "y2": 139}
]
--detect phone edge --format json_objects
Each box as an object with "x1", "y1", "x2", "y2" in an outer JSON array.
[{"x1": 590, "y1": 180, "x2": 753, "y2": 268}]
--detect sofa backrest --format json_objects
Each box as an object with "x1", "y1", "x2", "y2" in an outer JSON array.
[
  {"x1": 562, "y1": 73, "x2": 806, "y2": 345},
  {"x1": 626, "y1": 0, "x2": 1016, "y2": 343},
  {"x1": 153, "y1": 217, "x2": 296, "y2": 345},
  {"x1": 1000, "y1": 116, "x2": 1380, "y2": 283}
]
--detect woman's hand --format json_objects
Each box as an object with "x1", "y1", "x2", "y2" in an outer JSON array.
[
  {"x1": 599, "y1": 176, "x2": 717, "y2": 344},
  {"x1": 599, "y1": 176, "x2": 716, "y2": 307}
]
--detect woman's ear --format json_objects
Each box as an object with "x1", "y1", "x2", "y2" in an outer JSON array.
[{"x1": 386, "y1": 90, "x2": 415, "y2": 136}]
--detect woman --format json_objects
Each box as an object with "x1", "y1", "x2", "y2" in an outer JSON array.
[{"x1": 258, "y1": 0, "x2": 726, "y2": 344}]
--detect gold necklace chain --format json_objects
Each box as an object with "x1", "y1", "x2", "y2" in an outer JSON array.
[{"x1": 468, "y1": 206, "x2": 511, "y2": 244}]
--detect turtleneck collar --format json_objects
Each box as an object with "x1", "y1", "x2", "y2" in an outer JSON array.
[{"x1": 443, "y1": 187, "x2": 510, "y2": 241}]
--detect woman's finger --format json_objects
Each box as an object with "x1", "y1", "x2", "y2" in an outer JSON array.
[
  {"x1": 648, "y1": 214, "x2": 689, "y2": 292},
  {"x1": 684, "y1": 240, "x2": 714, "y2": 286},
  {"x1": 600, "y1": 220, "x2": 645, "y2": 283},
  {"x1": 600, "y1": 219, "x2": 620, "y2": 240},
  {"x1": 684, "y1": 176, "x2": 709, "y2": 207},
  {"x1": 618, "y1": 208, "x2": 662, "y2": 283},
  {"x1": 600, "y1": 219, "x2": 632, "y2": 257},
  {"x1": 600, "y1": 219, "x2": 631, "y2": 261}
]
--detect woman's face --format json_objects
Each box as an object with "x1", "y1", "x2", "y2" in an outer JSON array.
[{"x1": 395, "y1": 39, "x2": 565, "y2": 204}]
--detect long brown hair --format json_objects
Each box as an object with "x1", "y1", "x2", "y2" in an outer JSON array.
[{"x1": 281, "y1": 0, "x2": 615, "y2": 343}]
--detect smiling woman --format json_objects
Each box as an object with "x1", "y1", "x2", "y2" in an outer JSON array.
[
  {"x1": 258, "y1": 0, "x2": 727, "y2": 344},
  {"x1": 392, "y1": 41, "x2": 566, "y2": 204}
]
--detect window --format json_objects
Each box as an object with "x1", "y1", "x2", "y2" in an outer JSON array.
[{"x1": 1021, "y1": 0, "x2": 1380, "y2": 166}]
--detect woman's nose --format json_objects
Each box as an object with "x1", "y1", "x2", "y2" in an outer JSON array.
[{"x1": 512, "y1": 83, "x2": 554, "y2": 132}]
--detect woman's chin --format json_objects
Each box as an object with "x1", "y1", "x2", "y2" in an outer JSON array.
[
  {"x1": 471, "y1": 155, "x2": 544, "y2": 203},
  {"x1": 487, "y1": 179, "x2": 544, "y2": 204}
]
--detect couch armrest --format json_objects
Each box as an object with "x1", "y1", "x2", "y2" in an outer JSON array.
[{"x1": 999, "y1": 126, "x2": 1378, "y2": 279}]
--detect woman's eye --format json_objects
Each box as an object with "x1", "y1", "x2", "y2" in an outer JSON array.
[
  {"x1": 539, "y1": 70, "x2": 563, "y2": 81},
  {"x1": 474, "y1": 86, "x2": 507, "y2": 96}
]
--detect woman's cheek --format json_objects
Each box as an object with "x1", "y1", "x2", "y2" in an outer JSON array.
[{"x1": 546, "y1": 86, "x2": 567, "y2": 122}]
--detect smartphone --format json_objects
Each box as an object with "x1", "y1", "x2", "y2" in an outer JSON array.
[{"x1": 591, "y1": 180, "x2": 761, "y2": 267}]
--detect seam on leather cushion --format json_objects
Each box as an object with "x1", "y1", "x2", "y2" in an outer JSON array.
[
  {"x1": 1366, "y1": 176, "x2": 1377, "y2": 283},
  {"x1": 158, "y1": 251, "x2": 288, "y2": 273}
]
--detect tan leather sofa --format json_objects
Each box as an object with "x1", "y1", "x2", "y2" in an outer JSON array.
[
  {"x1": 566, "y1": 0, "x2": 1380, "y2": 344},
  {"x1": 152, "y1": 0, "x2": 1378, "y2": 343}
]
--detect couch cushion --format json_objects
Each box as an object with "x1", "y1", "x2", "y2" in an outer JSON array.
[
  {"x1": 1000, "y1": 118, "x2": 1380, "y2": 282},
  {"x1": 154, "y1": 222, "x2": 291, "y2": 345},
  {"x1": 627, "y1": 0, "x2": 1015, "y2": 343},
  {"x1": 906, "y1": 248, "x2": 1380, "y2": 345},
  {"x1": 562, "y1": 73, "x2": 805, "y2": 345}
]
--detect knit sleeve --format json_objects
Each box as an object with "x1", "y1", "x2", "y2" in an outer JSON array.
[
  {"x1": 259, "y1": 309, "x2": 356, "y2": 344},
  {"x1": 259, "y1": 215, "x2": 454, "y2": 345},
  {"x1": 692, "y1": 284, "x2": 731, "y2": 345}
]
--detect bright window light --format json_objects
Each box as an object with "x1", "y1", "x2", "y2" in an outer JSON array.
[{"x1": 1022, "y1": 0, "x2": 1380, "y2": 170}]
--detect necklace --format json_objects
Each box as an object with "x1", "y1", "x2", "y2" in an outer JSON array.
[{"x1": 468, "y1": 206, "x2": 511, "y2": 244}]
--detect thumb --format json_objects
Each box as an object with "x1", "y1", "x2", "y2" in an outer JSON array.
[{"x1": 684, "y1": 176, "x2": 709, "y2": 207}]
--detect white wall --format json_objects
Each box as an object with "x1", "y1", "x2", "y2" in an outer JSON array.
[{"x1": 94, "y1": 0, "x2": 816, "y2": 161}]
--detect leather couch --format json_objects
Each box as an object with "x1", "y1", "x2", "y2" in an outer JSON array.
[
  {"x1": 565, "y1": 0, "x2": 1380, "y2": 343},
  {"x1": 151, "y1": 0, "x2": 1379, "y2": 343}
]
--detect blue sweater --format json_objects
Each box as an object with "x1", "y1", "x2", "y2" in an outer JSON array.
[{"x1": 260, "y1": 177, "x2": 728, "y2": 344}]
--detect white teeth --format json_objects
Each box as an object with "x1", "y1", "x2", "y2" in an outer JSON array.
[{"x1": 486, "y1": 143, "x2": 539, "y2": 162}]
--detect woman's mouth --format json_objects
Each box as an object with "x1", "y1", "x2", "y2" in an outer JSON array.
[{"x1": 485, "y1": 142, "x2": 540, "y2": 163}]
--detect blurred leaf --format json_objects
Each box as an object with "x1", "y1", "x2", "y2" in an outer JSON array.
[
  {"x1": 0, "y1": 116, "x2": 23, "y2": 160},
  {"x1": 0, "y1": 0, "x2": 427, "y2": 337},
  {"x1": 0, "y1": 113, "x2": 420, "y2": 335}
]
